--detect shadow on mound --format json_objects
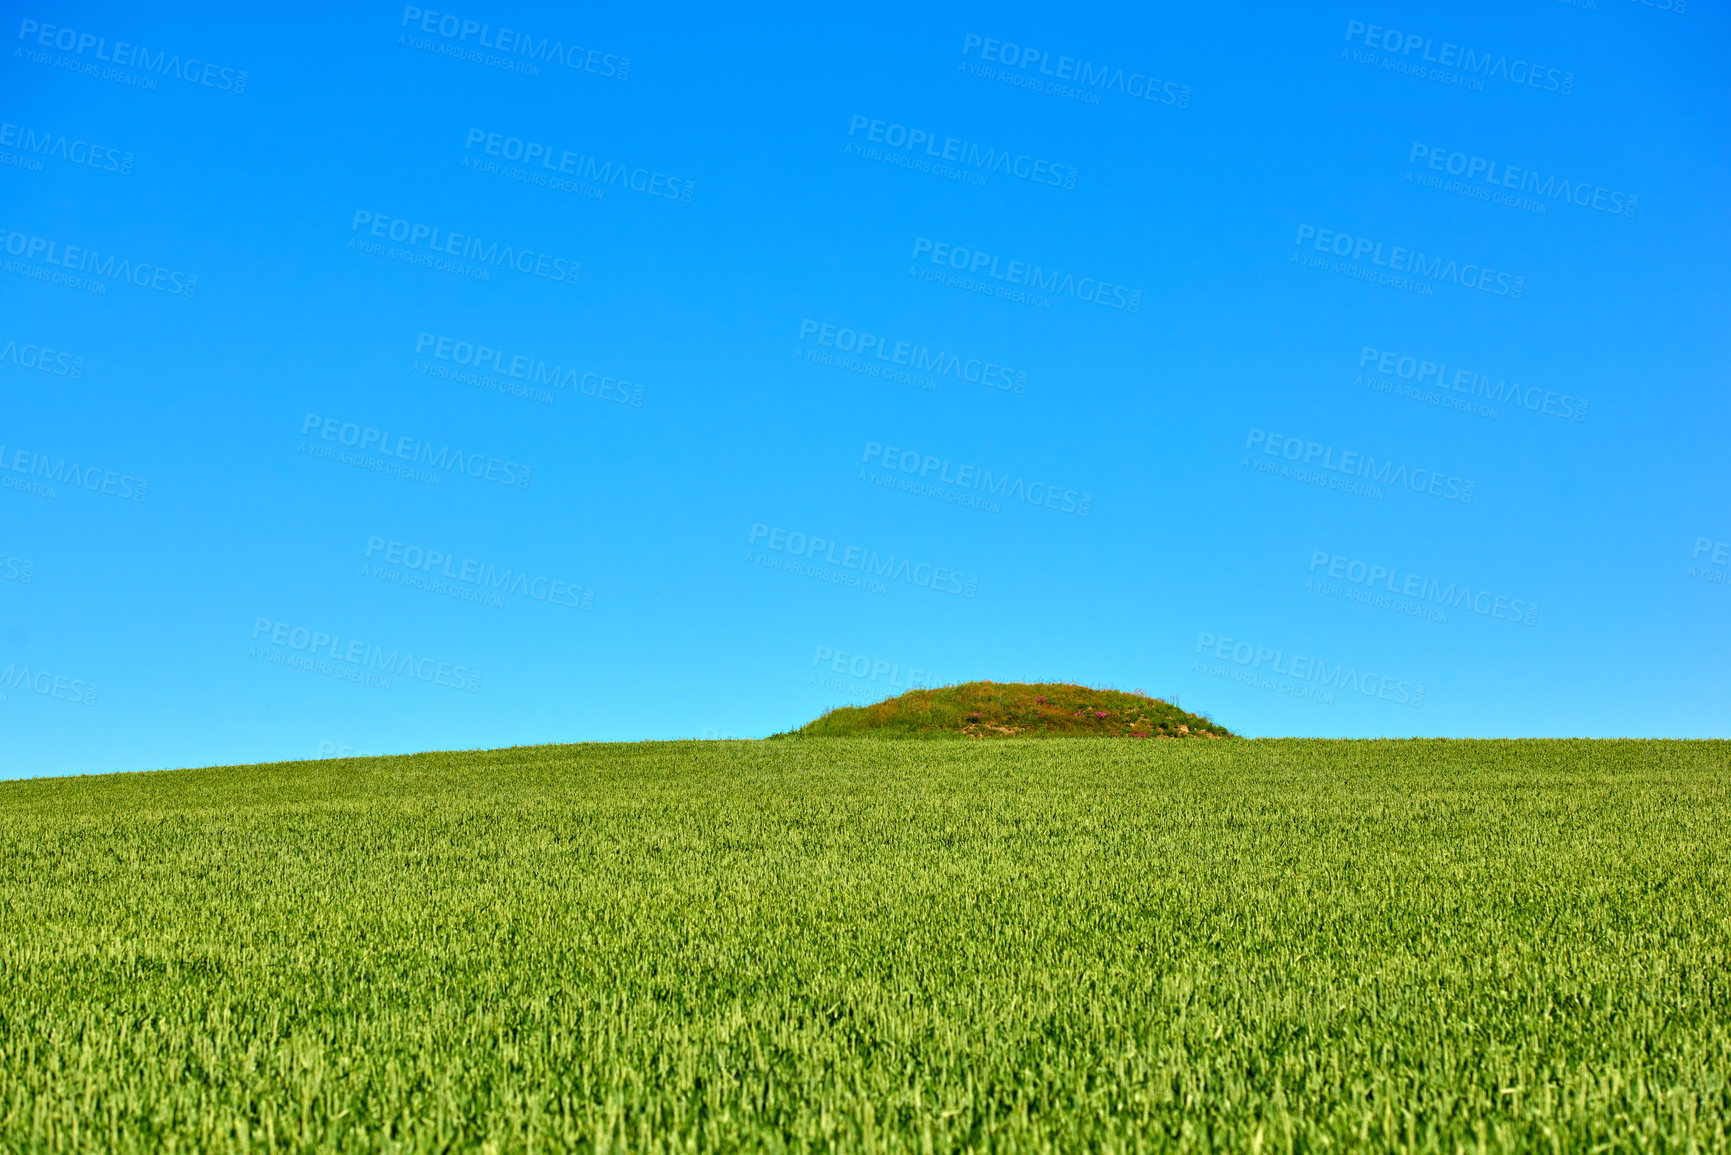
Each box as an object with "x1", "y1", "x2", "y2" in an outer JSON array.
[{"x1": 777, "y1": 681, "x2": 1232, "y2": 740}]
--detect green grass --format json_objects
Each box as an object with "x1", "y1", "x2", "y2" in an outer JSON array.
[
  {"x1": 783, "y1": 681, "x2": 1233, "y2": 739},
  {"x1": 1, "y1": 738, "x2": 1728, "y2": 1152}
]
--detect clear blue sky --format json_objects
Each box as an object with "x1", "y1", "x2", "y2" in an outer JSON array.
[{"x1": 3, "y1": 0, "x2": 1727, "y2": 777}]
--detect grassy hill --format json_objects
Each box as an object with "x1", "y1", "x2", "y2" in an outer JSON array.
[
  {"x1": 2, "y1": 738, "x2": 1728, "y2": 1151},
  {"x1": 781, "y1": 680, "x2": 1232, "y2": 739}
]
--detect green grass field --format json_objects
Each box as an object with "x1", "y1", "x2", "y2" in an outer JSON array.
[{"x1": 2, "y1": 738, "x2": 1728, "y2": 1152}]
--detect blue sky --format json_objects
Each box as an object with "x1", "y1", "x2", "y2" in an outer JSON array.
[{"x1": 2, "y1": 0, "x2": 1727, "y2": 776}]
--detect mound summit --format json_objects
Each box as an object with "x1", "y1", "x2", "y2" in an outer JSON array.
[{"x1": 781, "y1": 681, "x2": 1232, "y2": 740}]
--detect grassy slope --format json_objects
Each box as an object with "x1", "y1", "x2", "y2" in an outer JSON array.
[
  {"x1": 784, "y1": 680, "x2": 1233, "y2": 739},
  {"x1": 1, "y1": 739, "x2": 1728, "y2": 1152}
]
